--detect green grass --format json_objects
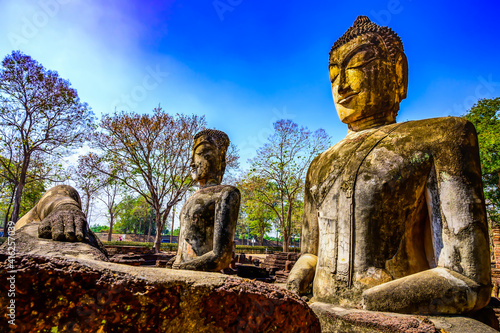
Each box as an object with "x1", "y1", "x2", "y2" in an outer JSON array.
[
  {"x1": 103, "y1": 241, "x2": 178, "y2": 251},
  {"x1": 101, "y1": 240, "x2": 296, "y2": 253}
]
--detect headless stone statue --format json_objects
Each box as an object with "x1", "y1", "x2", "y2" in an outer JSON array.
[
  {"x1": 286, "y1": 16, "x2": 491, "y2": 314},
  {"x1": 172, "y1": 129, "x2": 240, "y2": 272}
]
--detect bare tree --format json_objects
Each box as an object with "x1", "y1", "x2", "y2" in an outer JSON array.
[
  {"x1": 70, "y1": 154, "x2": 107, "y2": 222},
  {"x1": 95, "y1": 178, "x2": 123, "y2": 242}
]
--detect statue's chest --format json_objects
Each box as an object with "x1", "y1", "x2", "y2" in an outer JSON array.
[
  {"x1": 181, "y1": 194, "x2": 217, "y2": 230},
  {"x1": 312, "y1": 132, "x2": 432, "y2": 211},
  {"x1": 313, "y1": 131, "x2": 432, "y2": 280}
]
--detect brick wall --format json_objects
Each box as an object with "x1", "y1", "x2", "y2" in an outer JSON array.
[{"x1": 493, "y1": 228, "x2": 500, "y2": 269}]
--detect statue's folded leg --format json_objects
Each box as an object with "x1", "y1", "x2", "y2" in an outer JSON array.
[{"x1": 362, "y1": 267, "x2": 492, "y2": 314}]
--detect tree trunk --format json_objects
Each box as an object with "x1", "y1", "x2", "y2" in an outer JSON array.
[
  {"x1": 83, "y1": 190, "x2": 91, "y2": 218},
  {"x1": 11, "y1": 157, "x2": 30, "y2": 223},
  {"x1": 283, "y1": 200, "x2": 295, "y2": 252},
  {"x1": 107, "y1": 212, "x2": 114, "y2": 242},
  {"x1": 147, "y1": 214, "x2": 152, "y2": 243},
  {"x1": 155, "y1": 206, "x2": 172, "y2": 253},
  {"x1": 154, "y1": 209, "x2": 164, "y2": 253},
  {"x1": 3, "y1": 186, "x2": 16, "y2": 233},
  {"x1": 170, "y1": 206, "x2": 176, "y2": 243},
  {"x1": 138, "y1": 218, "x2": 142, "y2": 238},
  {"x1": 282, "y1": 230, "x2": 289, "y2": 252},
  {"x1": 10, "y1": 181, "x2": 25, "y2": 223}
]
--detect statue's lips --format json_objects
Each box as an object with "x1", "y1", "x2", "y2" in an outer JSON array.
[{"x1": 339, "y1": 92, "x2": 359, "y2": 104}]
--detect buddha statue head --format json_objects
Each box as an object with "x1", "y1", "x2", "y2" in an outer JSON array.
[
  {"x1": 329, "y1": 16, "x2": 408, "y2": 131},
  {"x1": 191, "y1": 129, "x2": 230, "y2": 186}
]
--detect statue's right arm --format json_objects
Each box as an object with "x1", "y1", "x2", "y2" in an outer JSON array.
[
  {"x1": 16, "y1": 185, "x2": 87, "y2": 242},
  {"x1": 286, "y1": 177, "x2": 319, "y2": 295},
  {"x1": 364, "y1": 118, "x2": 492, "y2": 314}
]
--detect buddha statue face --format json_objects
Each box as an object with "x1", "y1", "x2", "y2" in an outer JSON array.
[
  {"x1": 191, "y1": 130, "x2": 229, "y2": 186},
  {"x1": 329, "y1": 16, "x2": 408, "y2": 131}
]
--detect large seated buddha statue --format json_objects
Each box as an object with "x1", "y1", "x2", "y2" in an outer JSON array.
[{"x1": 286, "y1": 16, "x2": 491, "y2": 314}]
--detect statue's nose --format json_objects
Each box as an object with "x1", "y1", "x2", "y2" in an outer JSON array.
[{"x1": 337, "y1": 69, "x2": 351, "y2": 95}]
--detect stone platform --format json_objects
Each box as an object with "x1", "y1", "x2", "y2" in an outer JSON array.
[
  {"x1": 310, "y1": 302, "x2": 499, "y2": 333},
  {"x1": 0, "y1": 253, "x2": 320, "y2": 332}
]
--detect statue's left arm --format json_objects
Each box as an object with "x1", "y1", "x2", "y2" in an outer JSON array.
[
  {"x1": 363, "y1": 118, "x2": 492, "y2": 314},
  {"x1": 179, "y1": 187, "x2": 240, "y2": 272}
]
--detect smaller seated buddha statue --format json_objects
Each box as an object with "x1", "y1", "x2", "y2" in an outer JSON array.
[{"x1": 172, "y1": 129, "x2": 240, "y2": 272}]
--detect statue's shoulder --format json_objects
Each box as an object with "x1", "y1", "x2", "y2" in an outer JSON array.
[
  {"x1": 221, "y1": 184, "x2": 240, "y2": 195},
  {"x1": 394, "y1": 117, "x2": 476, "y2": 144},
  {"x1": 198, "y1": 184, "x2": 240, "y2": 197},
  {"x1": 305, "y1": 144, "x2": 342, "y2": 193},
  {"x1": 219, "y1": 185, "x2": 241, "y2": 204},
  {"x1": 306, "y1": 132, "x2": 365, "y2": 187}
]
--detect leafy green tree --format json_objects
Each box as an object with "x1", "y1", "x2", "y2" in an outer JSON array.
[
  {"x1": 463, "y1": 97, "x2": 500, "y2": 226},
  {"x1": 115, "y1": 194, "x2": 151, "y2": 235},
  {"x1": 237, "y1": 176, "x2": 275, "y2": 245},
  {"x1": 247, "y1": 119, "x2": 330, "y2": 251},
  {"x1": 18, "y1": 179, "x2": 46, "y2": 218},
  {"x1": 0, "y1": 149, "x2": 64, "y2": 231},
  {"x1": 0, "y1": 177, "x2": 45, "y2": 223},
  {"x1": 172, "y1": 227, "x2": 180, "y2": 237},
  {"x1": 90, "y1": 224, "x2": 110, "y2": 233},
  {"x1": 0, "y1": 51, "x2": 92, "y2": 222}
]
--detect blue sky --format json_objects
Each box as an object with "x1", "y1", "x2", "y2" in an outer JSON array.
[{"x1": 1, "y1": 0, "x2": 499, "y2": 169}]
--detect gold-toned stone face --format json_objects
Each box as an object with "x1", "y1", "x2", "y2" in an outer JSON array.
[
  {"x1": 191, "y1": 140, "x2": 222, "y2": 184},
  {"x1": 329, "y1": 34, "x2": 400, "y2": 128}
]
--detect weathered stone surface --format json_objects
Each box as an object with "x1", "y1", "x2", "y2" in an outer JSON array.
[
  {"x1": 0, "y1": 253, "x2": 320, "y2": 332},
  {"x1": 104, "y1": 245, "x2": 155, "y2": 256},
  {"x1": 109, "y1": 253, "x2": 173, "y2": 266},
  {"x1": 1, "y1": 220, "x2": 107, "y2": 262},
  {"x1": 173, "y1": 184, "x2": 240, "y2": 272},
  {"x1": 7, "y1": 184, "x2": 109, "y2": 264},
  {"x1": 310, "y1": 302, "x2": 498, "y2": 333},
  {"x1": 235, "y1": 263, "x2": 270, "y2": 279},
  {"x1": 363, "y1": 267, "x2": 487, "y2": 314}
]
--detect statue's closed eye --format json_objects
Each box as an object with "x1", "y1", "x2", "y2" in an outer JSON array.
[{"x1": 346, "y1": 49, "x2": 376, "y2": 69}]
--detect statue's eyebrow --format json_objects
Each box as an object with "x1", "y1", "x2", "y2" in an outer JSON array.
[{"x1": 340, "y1": 43, "x2": 379, "y2": 67}]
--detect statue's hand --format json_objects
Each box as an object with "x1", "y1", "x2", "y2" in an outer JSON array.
[
  {"x1": 178, "y1": 261, "x2": 196, "y2": 271},
  {"x1": 362, "y1": 267, "x2": 490, "y2": 314},
  {"x1": 178, "y1": 254, "x2": 217, "y2": 272},
  {"x1": 38, "y1": 203, "x2": 87, "y2": 242},
  {"x1": 286, "y1": 254, "x2": 318, "y2": 295}
]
